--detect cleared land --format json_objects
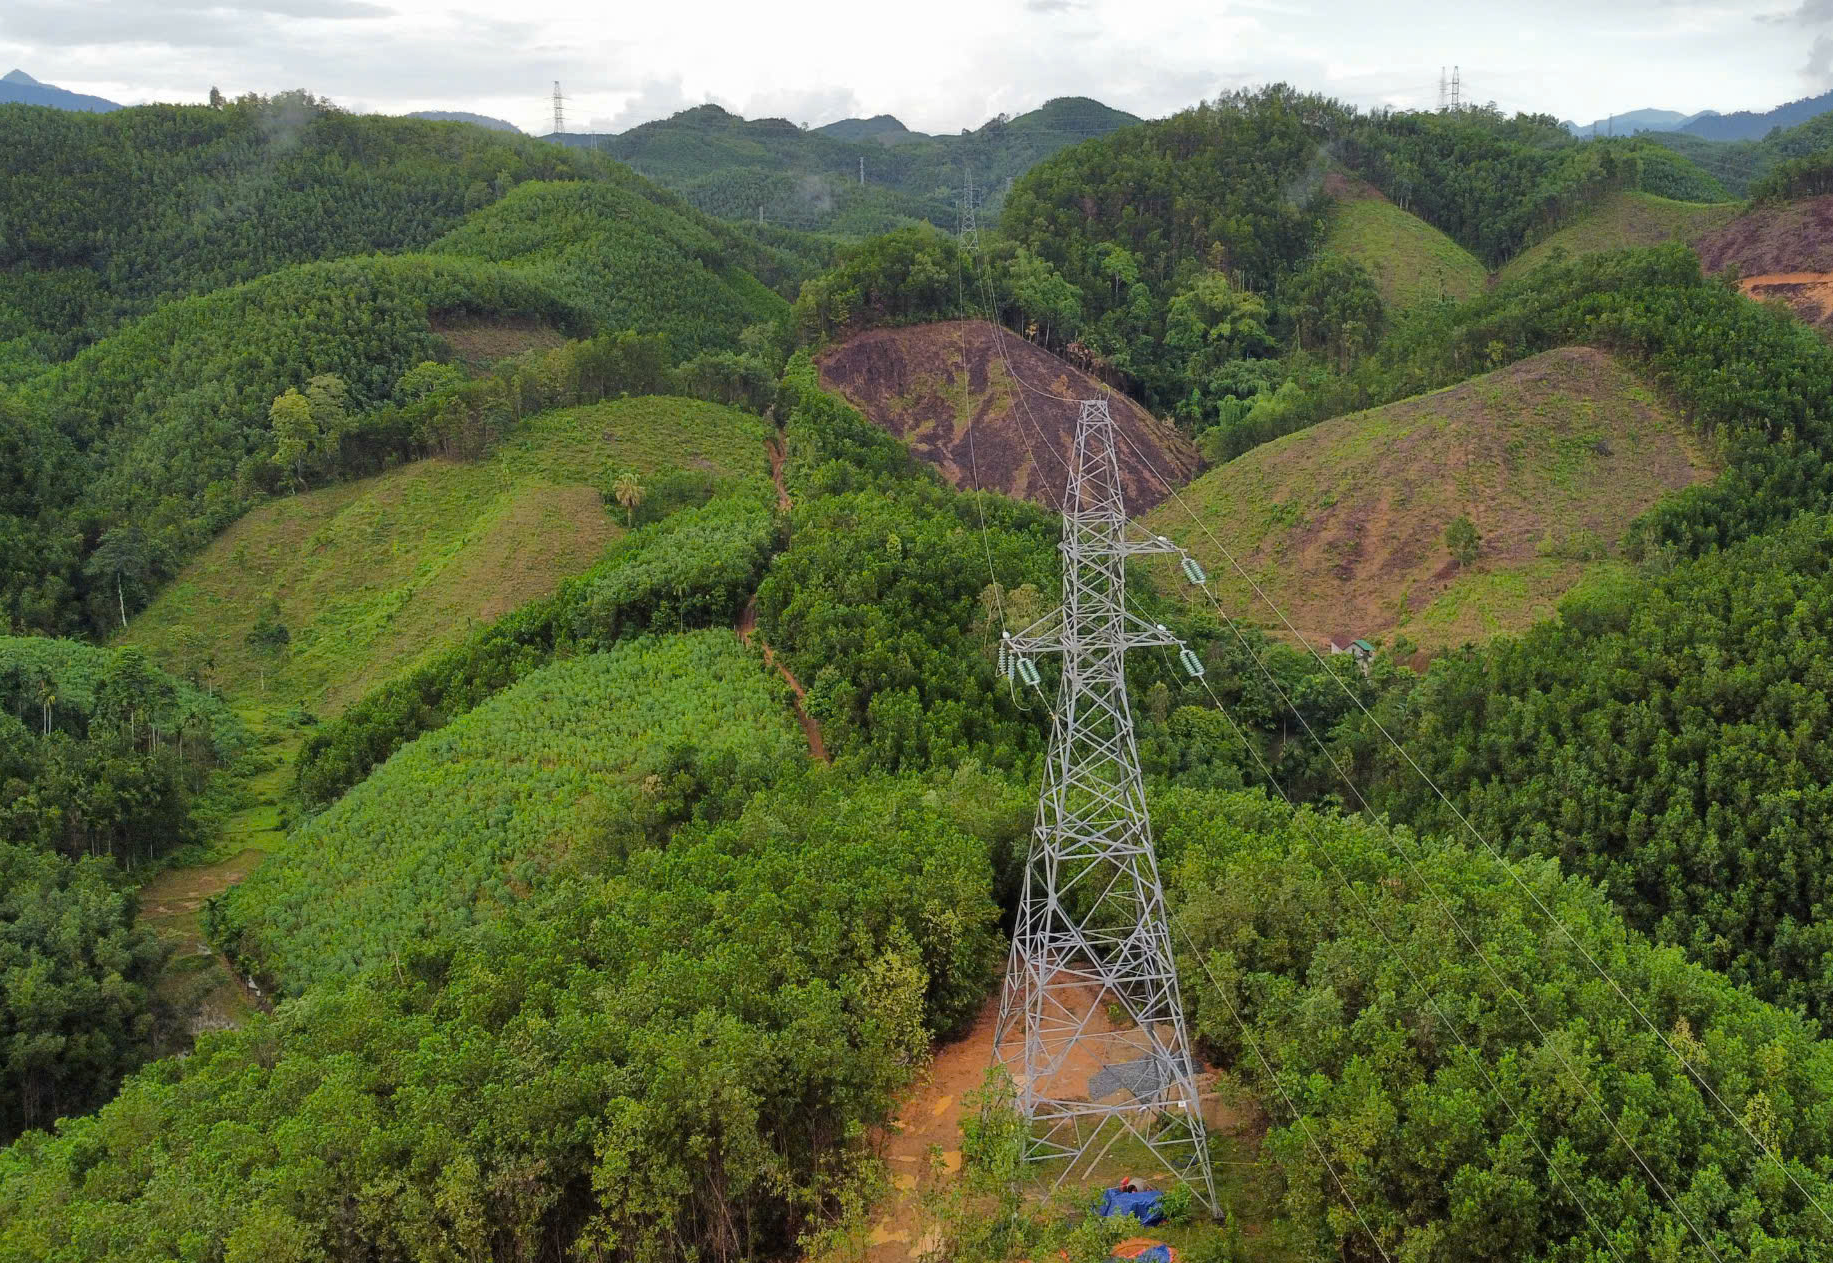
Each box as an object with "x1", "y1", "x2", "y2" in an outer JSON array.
[
  {"x1": 123, "y1": 397, "x2": 771, "y2": 713},
  {"x1": 1322, "y1": 171, "x2": 1487, "y2": 308},
  {"x1": 1498, "y1": 190, "x2": 1740, "y2": 283},
  {"x1": 816, "y1": 319, "x2": 1198, "y2": 510},
  {"x1": 1697, "y1": 194, "x2": 1833, "y2": 337},
  {"x1": 1145, "y1": 347, "x2": 1716, "y2": 651}
]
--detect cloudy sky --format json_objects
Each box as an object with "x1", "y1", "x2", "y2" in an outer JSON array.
[{"x1": 2, "y1": 0, "x2": 1828, "y2": 134}]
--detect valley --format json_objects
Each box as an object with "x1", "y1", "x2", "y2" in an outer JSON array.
[{"x1": 6, "y1": 73, "x2": 1833, "y2": 1263}]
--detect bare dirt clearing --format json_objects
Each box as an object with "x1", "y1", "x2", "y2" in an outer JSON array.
[{"x1": 817, "y1": 320, "x2": 1198, "y2": 511}]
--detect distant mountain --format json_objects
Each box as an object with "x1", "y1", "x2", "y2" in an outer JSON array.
[
  {"x1": 816, "y1": 115, "x2": 925, "y2": 145},
  {"x1": 1635, "y1": 106, "x2": 1833, "y2": 197},
  {"x1": 1563, "y1": 108, "x2": 1714, "y2": 137},
  {"x1": 404, "y1": 110, "x2": 521, "y2": 133},
  {"x1": 0, "y1": 68, "x2": 120, "y2": 112},
  {"x1": 545, "y1": 95, "x2": 1142, "y2": 237},
  {"x1": 1681, "y1": 90, "x2": 1833, "y2": 141}
]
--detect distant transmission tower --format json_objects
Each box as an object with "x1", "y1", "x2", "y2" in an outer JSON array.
[
  {"x1": 1451, "y1": 65, "x2": 1461, "y2": 112},
  {"x1": 552, "y1": 81, "x2": 566, "y2": 134},
  {"x1": 994, "y1": 398, "x2": 1219, "y2": 1213},
  {"x1": 1439, "y1": 66, "x2": 1448, "y2": 112},
  {"x1": 959, "y1": 167, "x2": 979, "y2": 251}
]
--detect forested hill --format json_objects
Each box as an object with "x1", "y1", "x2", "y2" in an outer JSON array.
[
  {"x1": 0, "y1": 94, "x2": 609, "y2": 351},
  {"x1": 552, "y1": 96, "x2": 1140, "y2": 235},
  {"x1": 1644, "y1": 106, "x2": 1833, "y2": 196},
  {"x1": 15, "y1": 79, "x2": 1833, "y2": 1263},
  {"x1": 1679, "y1": 87, "x2": 1833, "y2": 141},
  {"x1": 0, "y1": 92, "x2": 817, "y2": 638}
]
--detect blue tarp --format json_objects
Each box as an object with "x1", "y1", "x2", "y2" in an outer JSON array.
[
  {"x1": 1133, "y1": 1248, "x2": 1173, "y2": 1263},
  {"x1": 1095, "y1": 1188, "x2": 1166, "y2": 1225}
]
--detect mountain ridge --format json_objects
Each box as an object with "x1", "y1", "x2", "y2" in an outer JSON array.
[{"x1": 0, "y1": 68, "x2": 121, "y2": 112}]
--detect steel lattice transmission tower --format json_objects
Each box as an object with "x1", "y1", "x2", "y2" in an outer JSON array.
[
  {"x1": 993, "y1": 397, "x2": 1218, "y2": 1213},
  {"x1": 959, "y1": 166, "x2": 979, "y2": 251}
]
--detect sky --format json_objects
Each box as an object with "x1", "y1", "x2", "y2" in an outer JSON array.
[{"x1": 2, "y1": 0, "x2": 1829, "y2": 135}]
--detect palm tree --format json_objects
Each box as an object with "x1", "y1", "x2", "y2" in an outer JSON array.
[{"x1": 612, "y1": 473, "x2": 646, "y2": 527}]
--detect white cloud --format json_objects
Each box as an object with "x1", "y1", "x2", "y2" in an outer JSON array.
[{"x1": 0, "y1": 0, "x2": 1818, "y2": 134}]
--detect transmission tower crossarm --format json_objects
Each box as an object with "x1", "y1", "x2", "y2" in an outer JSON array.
[{"x1": 1004, "y1": 606, "x2": 1182, "y2": 656}]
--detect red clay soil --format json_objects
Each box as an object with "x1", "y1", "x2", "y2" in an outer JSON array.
[
  {"x1": 816, "y1": 320, "x2": 1199, "y2": 512},
  {"x1": 1696, "y1": 196, "x2": 1833, "y2": 337},
  {"x1": 1740, "y1": 272, "x2": 1833, "y2": 335},
  {"x1": 861, "y1": 988, "x2": 1245, "y2": 1261}
]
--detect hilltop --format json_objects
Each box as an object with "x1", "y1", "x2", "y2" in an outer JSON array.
[
  {"x1": 1497, "y1": 190, "x2": 1740, "y2": 283},
  {"x1": 816, "y1": 319, "x2": 1198, "y2": 510},
  {"x1": 402, "y1": 109, "x2": 520, "y2": 132},
  {"x1": 817, "y1": 114, "x2": 923, "y2": 145},
  {"x1": 1321, "y1": 171, "x2": 1486, "y2": 307},
  {"x1": 123, "y1": 397, "x2": 772, "y2": 712},
  {"x1": 1146, "y1": 347, "x2": 1715, "y2": 650}
]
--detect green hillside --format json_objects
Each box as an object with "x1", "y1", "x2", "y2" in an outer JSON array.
[
  {"x1": 1643, "y1": 108, "x2": 1833, "y2": 196},
  {"x1": 2, "y1": 153, "x2": 796, "y2": 638},
  {"x1": 1145, "y1": 347, "x2": 1715, "y2": 650},
  {"x1": 1498, "y1": 190, "x2": 1740, "y2": 282},
  {"x1": 0, "y1": 95, "x2": 604, "y2": 350},
  {"x1": 122, "y1": 397, "x2": 771, "y2": 712},
  {"x1": 575, "y1": 96, "x2": 1141, "y2": 234},
  {"x1": 426, "y1": 179, "x2": 789, "y2": 353},
  {"x1": 1321, "y1": 173, "x2": 1487, "y2": 307},
  {"x1": 19, "y1": 81, "x2": 1833, "y2": 1263},
  {"x1": 210, "y1": 631, "x2": 804, "y2": 993}
]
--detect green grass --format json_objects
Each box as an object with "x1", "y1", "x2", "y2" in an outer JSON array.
[
  {"x1": 1498, "y1": 191, "x2": 1741, "y2": 283},
  {"x1": 122, "y1": 397, "x2": 772, "y2": 714},
  {"x1": 1144, "y1": 347, "x2": 1714, "y2": 652},
  {"x1": 1323, "y1": 192, "x2": 1488, "y2": 308}
]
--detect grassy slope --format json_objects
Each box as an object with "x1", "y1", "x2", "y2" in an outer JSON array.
[
  {"x1": 1498, "y1": 191, "x2": 1741, "y2": 283},
  {"x1": 122, "y1": 397, "x2": 771, "y2": 714},
  {"x1": 1145, "y1": 347, "x2": 1716, "y2": 651},
  {"x1": 216, "y1": 631, "x2": 803, "y2": 993},
  {"x1": 1322, "y1": 175, "x2": 1487, "y2": 308}
]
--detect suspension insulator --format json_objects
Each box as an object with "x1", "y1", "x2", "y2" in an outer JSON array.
[
  {"x1": 1181, "y1": 556, "x2": 1208, "y2": 585},
  {"x1": 997, "y1": 644, "x2": 1010, "y2": 675},
  {"x1": 1017, "y1": 657, "x2": 1042, "y2": 687},
  {"x1": 1179, "y1": 647, "x2": 1206, "y2": 678}
]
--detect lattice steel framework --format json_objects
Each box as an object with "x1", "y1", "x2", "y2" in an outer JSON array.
[{"x1": 993, "y1": 398, "x2": 1217, "y2": 1212}]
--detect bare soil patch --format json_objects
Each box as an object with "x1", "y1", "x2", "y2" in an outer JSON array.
[
  {"x1": 430, "y1": 313, "x2": 569, "y2": 370},
  {"x1": 1740, "y1": 271, "x2": 1833, "y2": 336},
  {"x1": 1695, "y1": 195, "x2": 1833, "y2": 277},
  {"x1": 817, "y1": 321, "x2": 1199, "y2": 512}
]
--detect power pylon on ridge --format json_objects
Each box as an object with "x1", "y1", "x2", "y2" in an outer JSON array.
[
  {"x1": 994, "y1": 397, "x2": 1219, "y2": 1214},
  {"x1": 959, "y1": 167, "x2": 979, "y2": 251},
  {"x1": 552, "y1": 81, "x2": 566, "y2": 135}
]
